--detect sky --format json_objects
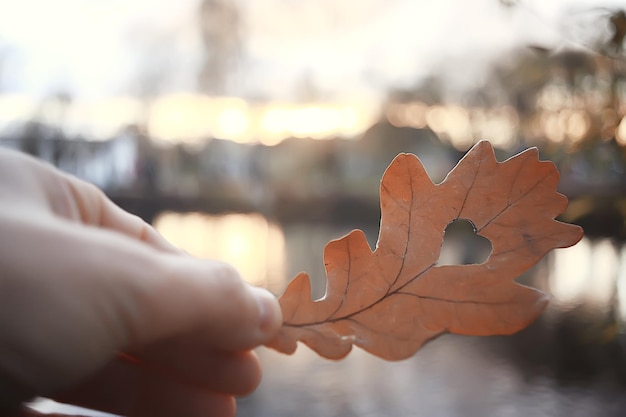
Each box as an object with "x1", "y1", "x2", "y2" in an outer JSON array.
[{"x1": 1, "y1": 0, "x2": 623, "y2": 102}]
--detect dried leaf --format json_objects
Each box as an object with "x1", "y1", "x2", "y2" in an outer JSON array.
[{"x1": 266, "y1": 141, "x2": 584, "y2": 360}]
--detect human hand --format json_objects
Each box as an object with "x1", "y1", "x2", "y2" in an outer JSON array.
[{"x1": 0, "y1": 148, "x2": 282, "y2": 417}]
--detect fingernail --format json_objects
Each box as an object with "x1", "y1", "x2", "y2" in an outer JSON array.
[{"x1": 251, "y1": 287, "x2": 282, "y2": 335}]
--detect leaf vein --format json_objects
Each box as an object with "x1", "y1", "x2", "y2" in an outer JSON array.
[{"x1": 478, "y1": 170, "x2": 552, "y2": 233}]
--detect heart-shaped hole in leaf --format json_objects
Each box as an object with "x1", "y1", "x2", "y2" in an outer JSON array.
[{"x1": 438, "y1": 218, "x2": 492, "y2": 266}]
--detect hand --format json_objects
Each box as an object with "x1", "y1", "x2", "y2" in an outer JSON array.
[{"x1": 0, "y1": 148, "x2": 282, "y2": 417}]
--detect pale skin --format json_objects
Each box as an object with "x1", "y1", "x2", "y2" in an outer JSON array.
[{"x1": 0, "y1": 148, "x2": 282, "y2": 417}]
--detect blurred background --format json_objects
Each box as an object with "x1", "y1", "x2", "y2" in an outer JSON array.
[{"x1": 1, "y1": 0, "x2": 626, "y2": 415}]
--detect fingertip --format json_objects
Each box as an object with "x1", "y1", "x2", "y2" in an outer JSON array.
[
  {"x1": 186, "y1": 260, "x2": 282, "y2": 349},
  {"x1": 249, "y1": 286, "x2": 283, "y2": 342}
]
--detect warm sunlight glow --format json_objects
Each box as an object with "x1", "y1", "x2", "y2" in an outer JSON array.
[
  {"x1": 481, "y1": 106, "x2": 519, "y2": 149},
  {"x1": 154, "y1": 212, "x2": 286, "y2": 293},
  {"x1": 617, "y1": 245, "x2": 626, "y2": 321},
  {"x1": 565, "y1": 110, "x2": 590, "y2": 143},
  {"x1": 617, "y1": 116, "x2": 626, "y2": 146},
  {"x1": 0, "y1": 93, "x2": 377, "y2": 145},
  {"x1": 148, "y1": 94, "x2": 215, "y2": 143},
  {"x1": 585, "y1": 239, "x2": 621, "y2": 305},
  {"x1": 550, "y1": 237, "x2": 591, "y2": 305},
  {"x1": 550, "y1": 238, "x2": 622, "y2": 308},
  {"x1": 147, "y1": 96, "x2": 375, "y2": 144},
  {"x1": 388, "y1": 102, "x2": 519, "y2": 149},
  {"x1": 258, "y1": 103, "x2": 373, "y2": 145},
  {"x1": 217, "y1": 104, "x2": 250, "y2": 141},
  {"x1": 403, "y1": 102, "x2": 428, "y2": 128},
  {"x1": 539, "y1": 109, "x2": 591, "y2": 145}
]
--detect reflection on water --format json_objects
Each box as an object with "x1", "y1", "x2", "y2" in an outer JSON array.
[
  {"x1": 154, "y1": 212, "x2": 380, "y2": 299},
  {"x1": 550, "y1": 238, "x2": 625, "y2": 310},
  {"x1": 154, "y1": 212, "x2": 286, "y2": 293},
  {"x1": 242, "y1": 338, "x2": 626, "y2": 417}
]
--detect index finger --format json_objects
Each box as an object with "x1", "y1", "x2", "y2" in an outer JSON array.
[
  {"x1": 1, "y1": 148, "x2": 180, "y2": 255},
  {"x1": 60, "y1": 172, "x2": 181, "y2": 255}
]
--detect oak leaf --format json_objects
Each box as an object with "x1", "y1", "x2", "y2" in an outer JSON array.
[{"x1": 266, "y1": 141, "x2": 584, "y2": 360}]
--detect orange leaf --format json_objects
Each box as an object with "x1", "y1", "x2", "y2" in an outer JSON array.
[{"x1": 265, "y1": 141, "x2": 584, "y2": 360}]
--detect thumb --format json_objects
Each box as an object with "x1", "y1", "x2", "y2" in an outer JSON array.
[{"x1": 121, "y1": 254, "x2": 283, "y2": 352}]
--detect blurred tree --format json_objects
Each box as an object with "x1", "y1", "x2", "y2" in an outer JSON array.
[
  {"x1": 40, "y1": 91, "x2": 73, "y2": 164},
  {"x1": 466, "y1": 6, "x2": 626, "y2": 150},
  {"x1": 197, "y1": 0, "x2": 243, "y2": 95},
  {"x1": 40, "y1": 91, "x2": 73, "y2": 127},
  {"x1": 498, "y1": 0, "x2": 519, "y2": 8},
  {"x1": 388, "y1": 74, "x2": 445, "y2": 105},
  {"x1": 387, "y1": 5, "x2": 626, "y2": 200},
  {"x1": 295, "y1": 71, "x2": 322, "y2": 102},
  {"x1": 128, "y1": 31, "x2": 177, "y2": 126}
]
